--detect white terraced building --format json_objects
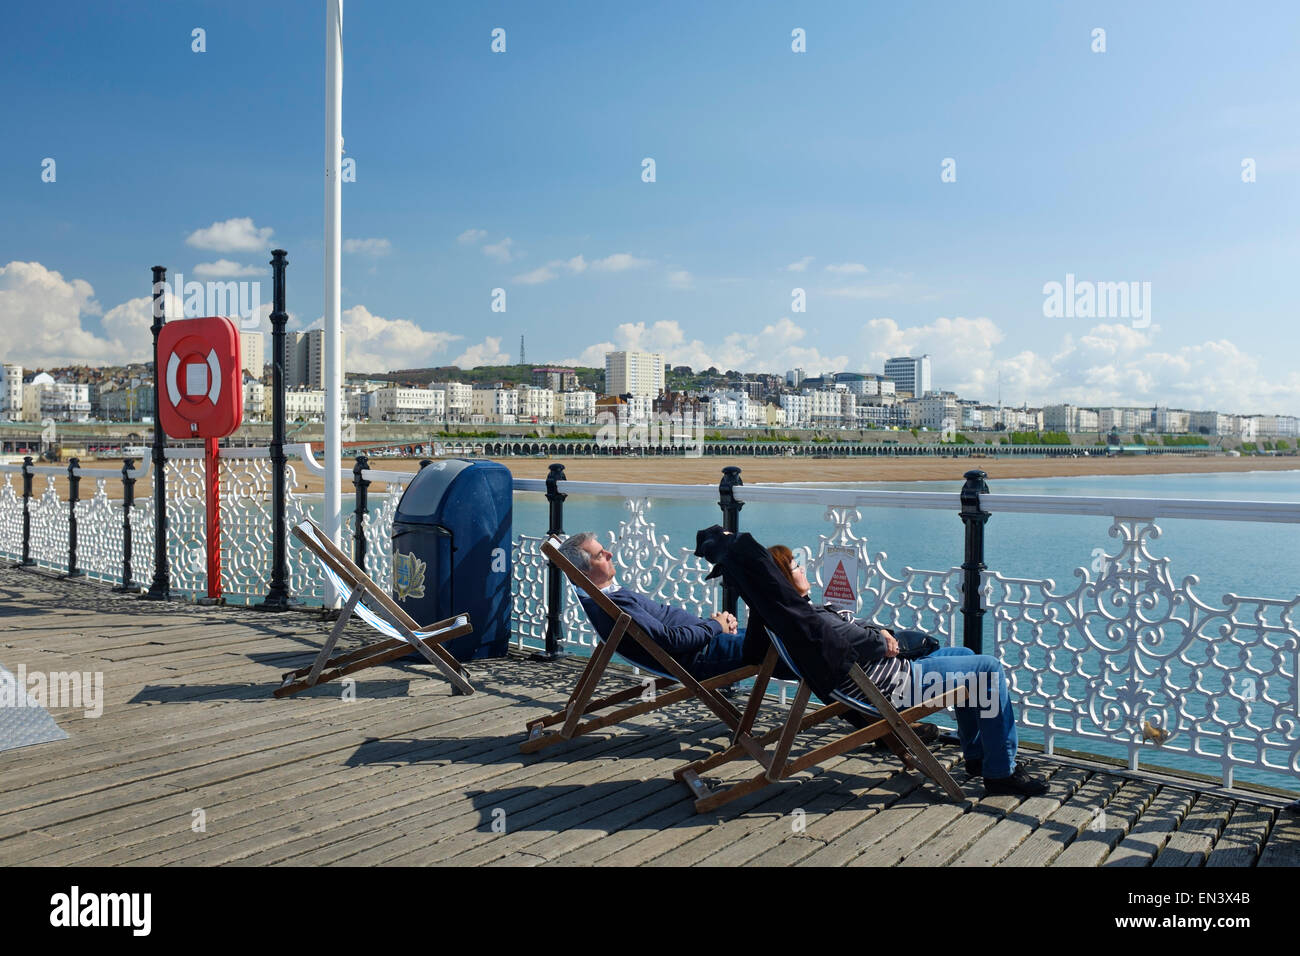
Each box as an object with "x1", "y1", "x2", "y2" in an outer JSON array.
[{"x1": 370, "y1": 385, "x2": 444, "y2": 422}]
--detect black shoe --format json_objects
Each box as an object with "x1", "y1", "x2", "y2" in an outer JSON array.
[
  {"x1": 965, "y1": 758, "x2": 982, "y2": 778},
  {"x1": 984, "y1": 761, "x2": 1048, "y2": 797},
  {"x1": 1286, "y1": 799, "x2": 1300, "y2": 816}
]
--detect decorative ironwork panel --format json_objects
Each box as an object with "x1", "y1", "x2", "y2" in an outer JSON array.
[
  {"x1": 73, "y1": 479, "x2": 127, "y2": 584},
  {"x1": 163, "y1": 458, "x2": 208, "y2": 595},
  {"x1": 512, "y1": 533, "x2": 553, "y2": 650},
  {"x1": 27, "y1": 477, "x2": 67, "y2": 572},
  {"x1": 0, "y1": 475, "x2": 21, "y2": 559},
  {"x1": 987, "y1": 517, "x2": 1300, "y2": 785},
  {"x1": 806, "y1": 505, "x2": 963, "y2": 645}
]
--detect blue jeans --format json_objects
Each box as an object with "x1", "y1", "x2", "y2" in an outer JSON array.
[
  {"x1": 689, "y1": 629, "x2": 797, "y2": 682},
  {"x1": 905, "y1": 646, "x2": 1018, "y2": 778}
]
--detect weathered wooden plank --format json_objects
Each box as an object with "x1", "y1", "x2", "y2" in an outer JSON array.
[
  {"x1": 1000, "y1": 774, "x2": 1124, "y2": 867},
  {"x1": 948, "y1": 765, "x2": 1090, "y2": 866},
  {"x1": 1257, "y1": 809, "x2": 1300, "y2": 867},
  {"x1": 1205, "y1": 802, "x2": 1273, "y2": 868},
  {"x1": 688, "y1": 753, "x2": 903, "y2": 867},
  {"x1": 1050, "y1": 779, "x2": 1158, "y2": 867},
  {"x1": 11, "y1": 692, "x2": 543, "y2": 865},
  {"x1": 1153, "y1": 794, "x2": 1233, "y2": 867},
  {"x1": 645, "y1": 755, "x2": 859, "y2": 867},
  {"x1": 1102, "y1": 786, "x2": 1194, "y2": 867},
  {"x1": 249, "y1": 728, "x2": 687, "y2": 867}
]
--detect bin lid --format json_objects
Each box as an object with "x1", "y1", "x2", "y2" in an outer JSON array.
[{"x1": 392, "y1": 458, "x2": 476, "y2": 527}]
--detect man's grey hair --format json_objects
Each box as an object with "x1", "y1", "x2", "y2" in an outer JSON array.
[{"x1": 557, "y1": 532, "x2": 598, "y2": 573}]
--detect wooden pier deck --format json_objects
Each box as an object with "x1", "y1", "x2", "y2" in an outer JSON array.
[{"x1": 1, "y1": 566, "x2": 1297, "y2": 867}]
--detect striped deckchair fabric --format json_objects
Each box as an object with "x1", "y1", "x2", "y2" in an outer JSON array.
[{"x1": 274, "y1": 517, "x2": 475, "y2": 698}]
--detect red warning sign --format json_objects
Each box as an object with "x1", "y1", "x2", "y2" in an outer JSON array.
[{"x1": 823, "y1": 558, "x2": 857, "y2": 605}]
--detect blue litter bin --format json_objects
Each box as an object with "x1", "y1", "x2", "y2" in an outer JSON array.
[{"x1": 390, "y1": 459, "x2": 512, "y2": 661}]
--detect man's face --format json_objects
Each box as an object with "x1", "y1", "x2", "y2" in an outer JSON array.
[{"x1": 580, "y1": 537, "x2": 615, "y2": 585}]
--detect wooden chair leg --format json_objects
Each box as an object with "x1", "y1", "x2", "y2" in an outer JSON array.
[{"x1": 847, "y1": 665, "x2": 963, "y2": 800}]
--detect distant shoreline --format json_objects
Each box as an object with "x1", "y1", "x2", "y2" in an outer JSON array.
[{"x1": 30, "y1": 454, "x2": 1299, "y2": 500}]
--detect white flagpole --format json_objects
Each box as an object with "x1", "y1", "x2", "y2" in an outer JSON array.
[{"x1": 323, "y1": 0, "x2": 344, "y2": 607}]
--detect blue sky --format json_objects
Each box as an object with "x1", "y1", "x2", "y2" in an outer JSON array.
[{"x1": 2, "y1": 1, "x2": 1298, "y2": 415}]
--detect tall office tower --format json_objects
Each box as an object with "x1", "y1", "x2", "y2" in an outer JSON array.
[
  {"x1": 286, "y1": 329, "x2": 344, "y2": 388},
  {"x1": 884, "y1": 355, "x2": 932, "y2": 397},
  {"x1": 0, "y1": 364, "x2": 22, "y2": 417},
  {"x1": 239, "y1": 332, "x2": 265, "y2": 379},
  {"x1": 604, "y1": 350, "x2": 665, "y2": 397}
]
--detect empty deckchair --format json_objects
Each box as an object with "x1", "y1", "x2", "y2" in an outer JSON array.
[
  {"x1": 677, "y1": 528, "x2": 964, "y2": 813},
  {"x1": 521, "y1": 536, "x2": 764, "y2": 755},
  {"x1": 275, "y1": 516, "x2": 475, "y2": 698}
]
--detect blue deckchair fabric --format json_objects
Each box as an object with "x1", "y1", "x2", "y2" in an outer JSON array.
[{"x1": 757, "y1": 621, "x2": 881, "y2": 716}]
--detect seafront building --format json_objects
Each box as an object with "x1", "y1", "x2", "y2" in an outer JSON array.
[
  {"x1": 239, "y1": 331, "x2": 264, "y2": 379},
  {"x1": 605, "y1": 350, "x2": 665, "y2": 398},
  {"x1": 883, "y1": 355, "x2": 932, "y2": 399}
]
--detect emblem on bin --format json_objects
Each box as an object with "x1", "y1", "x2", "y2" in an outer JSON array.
[{"x1": 393, "y1": 551, "x2": 426, "y2": 601}]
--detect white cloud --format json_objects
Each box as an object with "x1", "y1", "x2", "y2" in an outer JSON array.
[
  {"x1": 343, "y1": 238, "x2": 392, "y2": 257},
  {"x1": 825, "y1": 262, "x2": 869, "y2": 275},
  {"x1": 825, "y1": 282, "x2": 904, "y2": 299},
  {"x1": 0, "y1": 261, "x2": 195, "y2": 366},
  {"x1": 858, "y1": 315, "x2": 1300, "y2": 414},
  {"x1": 667, "y1": 269, "x2": 693, "y2": 289},
  {"x1": 591, "y1": 253, "x2": 651, "y2": 272},
  {"x1": 786, "y1": 256, "x2": 814, "y2": 272},
  {"x1": 514, "y1": 265, "x2": 558, "y2": 285},
  {"x1": 184, "y1": 217, "x2": 274, "y2": 253},
  {"x1": 511, "y1": 252, "x2": 648, "y2": 284},
  {"x1": 453, "y1": 336, "x2": 512, "y2": 368},
  {"x1": 512, "y1": 255, "x2": 586, "y2": 285},
  {"x1": 308, "y1": 305, "x2": 463, "y2": 373},
  {"x1": 458, "y1": 228, "x2": 488, "y2": 244},
  {"x1": 483, "y1": 237, "x2": 515, "y2": 262},
  {"x1": 558, "y1": 317, "x2": 847, "y2": 376},
  {"x1": 193, "y1": 260, "x2": 263, "y2": 278}
]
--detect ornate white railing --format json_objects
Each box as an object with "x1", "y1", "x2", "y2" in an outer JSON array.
[
  {"x1": 0, "y1": 459, "x2": 151, "y2": 585},
  {"x1": 2, "y1": 447, "x2": 1297, "y2": 792}
]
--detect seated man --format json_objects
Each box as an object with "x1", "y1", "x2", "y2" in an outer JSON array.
[{"x1": 557, "y1": 531, "x2": 787, "y2": 682}]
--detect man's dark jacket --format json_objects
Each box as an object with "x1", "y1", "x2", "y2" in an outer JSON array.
[{"x1": 694, "y1": 525, "x2": 863, "y2": 700}]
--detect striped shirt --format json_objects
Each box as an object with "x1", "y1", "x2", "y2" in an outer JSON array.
[{"x1": 821, "y1": 605, "x2": 911, "y2": 703}]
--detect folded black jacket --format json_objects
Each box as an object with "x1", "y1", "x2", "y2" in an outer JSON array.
[{"x1": 695, "y1": 525, "x2": 861, "y2": 700}]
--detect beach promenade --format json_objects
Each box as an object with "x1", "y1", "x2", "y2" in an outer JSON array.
[{"x1": 1, "y1": 565, "x2": 1297, "y2": 868}]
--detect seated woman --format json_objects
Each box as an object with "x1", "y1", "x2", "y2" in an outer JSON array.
[{"x1": 767, "y1": 544, "x2": 1047, "y2": 798}]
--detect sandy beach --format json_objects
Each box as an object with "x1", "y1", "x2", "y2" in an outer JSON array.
[{"x1": 29, "y1": 453, "x2": 1298, "y2": 499}]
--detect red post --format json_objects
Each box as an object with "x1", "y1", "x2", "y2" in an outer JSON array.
[{"x1": 206, "y1": 437, "x2": 222, "y2": 600}]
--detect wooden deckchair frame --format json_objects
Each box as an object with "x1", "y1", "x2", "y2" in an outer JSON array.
[
  {"x1": 521, "y1": 537, "x2": 764, "y2": 755},
  {"x1": 275, "y1": 516, "x2": 475, "y2": 698},
  {"x1": 674, "y1": 631, "x2": 966, "y2": 813}
]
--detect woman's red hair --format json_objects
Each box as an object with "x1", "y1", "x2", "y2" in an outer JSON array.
[{"x1": 767, "y1": 544, "x2": 799, "y2": 592}]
